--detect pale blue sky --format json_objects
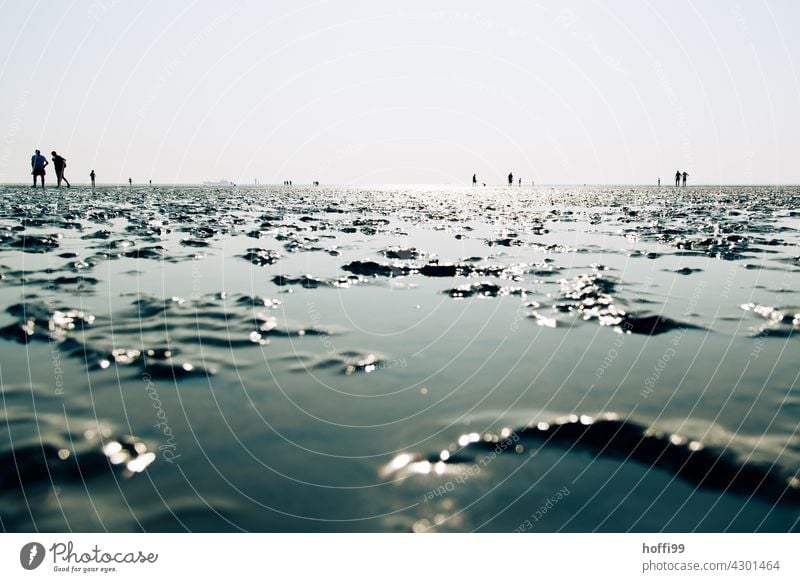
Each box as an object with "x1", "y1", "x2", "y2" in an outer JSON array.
[{"x1": 0, "y1": 0, "x2": 798, "y2": 184}]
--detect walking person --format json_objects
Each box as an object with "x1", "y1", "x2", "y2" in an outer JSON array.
[
  {"x1": 51, "y1": 151, "x2": 70, "y2": 187},
  {"x1": 472, "y1": 173, "x2": 477, "y2": 186},
  {"x1": 674, "y1": 169, "x2": 681, "y2": 187},
  {"x1": 90, "y1": 170, "x2": 96, "y2": 188},
  {"x1": 31, "y1": 149, "x2": 48, "y2": 188},
  {"x1": 682, "y1": 171, "x2": 688, "y2": 187}
]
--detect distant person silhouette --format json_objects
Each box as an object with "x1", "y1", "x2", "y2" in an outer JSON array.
[
  {"x1": 682, "y1": 171, "x2": 688, "y2": 187},
  {"x1": 51, "y1": 151, "x2": 69, "y2": 187},
  {"x1": 31, "y1": 149, "x2": 48, "y2": 188},
  {"x1": 508, "y1": 172, "x2": 513, "y2": 186},
  {"x1": 675, "y1": 170, "x2": 680, "y2": 187},
  {"x1": 472, "y1": 173, "x2": 477, "y2": 186},
  {"x1": 518, "y1": 178, "x2": 522, "y2": 187},
  {"x1": 90, "y1": 170, "x2": 96, "y2": 188},
  {"x1": 128, "y1": 177, "x2": 132, "y2": 186},
  {"x1": 658, "y1": 178, "x2": 661, "y2": 187}
]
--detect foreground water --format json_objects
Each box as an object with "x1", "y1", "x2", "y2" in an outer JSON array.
[{"x1": 0, "y1": 184, "x2": 798, "y2": 532}]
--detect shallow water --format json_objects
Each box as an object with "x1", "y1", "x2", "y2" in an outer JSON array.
[{"x1": 0, "y1": 184, "x2": 798, "y2": 532}]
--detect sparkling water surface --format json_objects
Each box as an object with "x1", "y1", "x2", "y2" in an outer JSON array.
[{"x1": 0, "y1": 184, "x2": 798, "y2": 532}]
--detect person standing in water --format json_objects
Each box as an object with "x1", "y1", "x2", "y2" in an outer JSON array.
[
  {"x1": 518, "y1": 178, "x2": 522, "y2": 187},
  {"x1": 682, "y1": 171, "x2": 688, "y2": 187},
  {"x1": 472, "y1": 173, "x2": 477, "y2": 186},
  {"x1": 674, "y1": 170, "x2": 681, "y2": 187},
  {"x1": 658, "y1": 178, "x2": 661, "y2": 187},
  {"x1": 31, "y1": 149, "x2": 48, "y2": 188},
  {"x1": 508, "y1": 172, "x2": 513, "y2": 186},
  {"x1": 128, "y1": 177, "x2": 132, "y2": 186},
  {"x1": 51, "y1": 151, "x2": 70, "y2": 187},
  {"x1": 90, "y1": 170, "x2": 96, "y2": 188}
]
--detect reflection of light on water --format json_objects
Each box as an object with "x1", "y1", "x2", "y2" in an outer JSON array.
[
  {"x1": 103, "y1": 441, "x2": 123, "y2": 457},
  {"x1": 457, "y1": 432, "x2": 480, "y2": 447},
  {"x1": 126, "y1": 452, "x2": 156, "y2": 473},
  {"x1": 409, "y1": 461, "x2": 431, "y2": 475},
  {"x1": 101, "y1": 438, "x2": 157, "y2": 475},
  {"x1": 389, "y1": 453, "x2": 412, "y2": 471}
]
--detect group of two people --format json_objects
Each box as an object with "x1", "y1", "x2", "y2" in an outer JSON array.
[{"x1": 31, "y1": 149, "x2": 72, "y2": 188}]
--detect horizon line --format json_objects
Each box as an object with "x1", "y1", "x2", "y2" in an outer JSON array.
[{"x1": 1, "y1": 181, "x2": 799, "y2": 187}]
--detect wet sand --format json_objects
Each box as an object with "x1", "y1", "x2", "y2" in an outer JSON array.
[{"x1": 0, "y1": 184, "x2": 798, "y2": 532}]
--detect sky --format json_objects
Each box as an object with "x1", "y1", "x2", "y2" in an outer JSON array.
[{"x1": 0, "y1": 0, "x2": 798, "y2": 185}]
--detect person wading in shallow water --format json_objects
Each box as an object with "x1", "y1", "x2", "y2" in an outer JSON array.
[
  {"x1": 31, "y1": 149, "x2": 48, "y2": 188},
  {"x1": 90, "y1": 170, "x2": 96, "y2": 188},
  {"x1": 682, "y1": 171, "x2": 688, "y2": 187},
  {"x1": 675, "y1": 169, "x2": 681, "y2": 187},
  {"x1": 51, "y1": 151, "x2": 70, "y2": 187},
  {"x1": 472, "y1": 173, "x2": 477, "y2": 186},
  {"x1": 508, "y1": 171, "x2": 513, "y2": 186}
]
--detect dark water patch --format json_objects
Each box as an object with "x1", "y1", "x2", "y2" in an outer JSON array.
[
  {"x1": 619, "y1": 314, "x2": 703, "y2": 336},
  {"x1": 741, "y1": 303, "x2": 799, "y2": 337},
  {"x1": 418, "y1": 262, "x2": 458, "y2": 277},
  {"x1": 444, "y1": 282, "x2": 528, "y2": 299},
  {"x1": 381, "y1": 247, "x2": 424, "y2": 260},
  {"x1": 342, "y1": 260, "x2": 412, "y2": 277},
  {"x1": 0, "y1": 429, "x2": 156, "y2": 491},
  {"x1": 181, "y1": 238, "x2": 211, "y2": 248},
  {"x1": 288, "y1": 351, "x2": 387, "y2": 375},
  {"x1": 122, "y1": 246, "x2": 167, "y2": 260},
  {"x1": 242, "y1": 247, "x2": 280, "y2": 266},
  {"x1": 1, "y1": 233, "x2": 62, "y2": 253},
  {"x1": 254, "y1": 315, "x2": 337, "y2": 339},
  {"x1": 408, "y1": 414, "x2": 800, "y2": 505},
  {"x1": 235, "y1": 295, "x2": 282, "y2": 309},
  {"x1": 487, "y1": 236, "x2": 525, "y2": 247},
  {"x1": 272, "y1": 274, "x2": 363, "y2": 289},
  {"x1": 672, "y1": 267, "x2": 703, "y2": 275},
  {"x1": 537, "y1": 274, "x2": 702, "y2": 335},
  {"x1": 81, "y1": 229, "x2": 112, "y2": 240}
]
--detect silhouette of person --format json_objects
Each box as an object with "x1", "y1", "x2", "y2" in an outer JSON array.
[
  {"x1": 658, "y1": 178, "x2": 661, "y2": 187},
  {"x1": 674, "y1": 170, "x2": 680, "y2": 187},
  {"x1": 472, "y1": 173, "x2": 477, "y2": 186},
  {"x1": 508, "y1": 172, "x2": 513, "y2": 186},
  {"x1": 518, "y1": 178, "x2": 522, "y2": 187},
  {"x1": 90, "y1": 170, "x2": 96, "y2": 188},
  {"x1": 51, "y1": 151, "x2": 70, "y2": 187},
  {"x1": 682, "y1": 171, "x2": 688, "y2": 187},
  {"x1": 128, "y1": 177, "x2": 132, "y2": 186},
  {"x1": 31, "y1": 149, "x2": 48, "y2": 188}
]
